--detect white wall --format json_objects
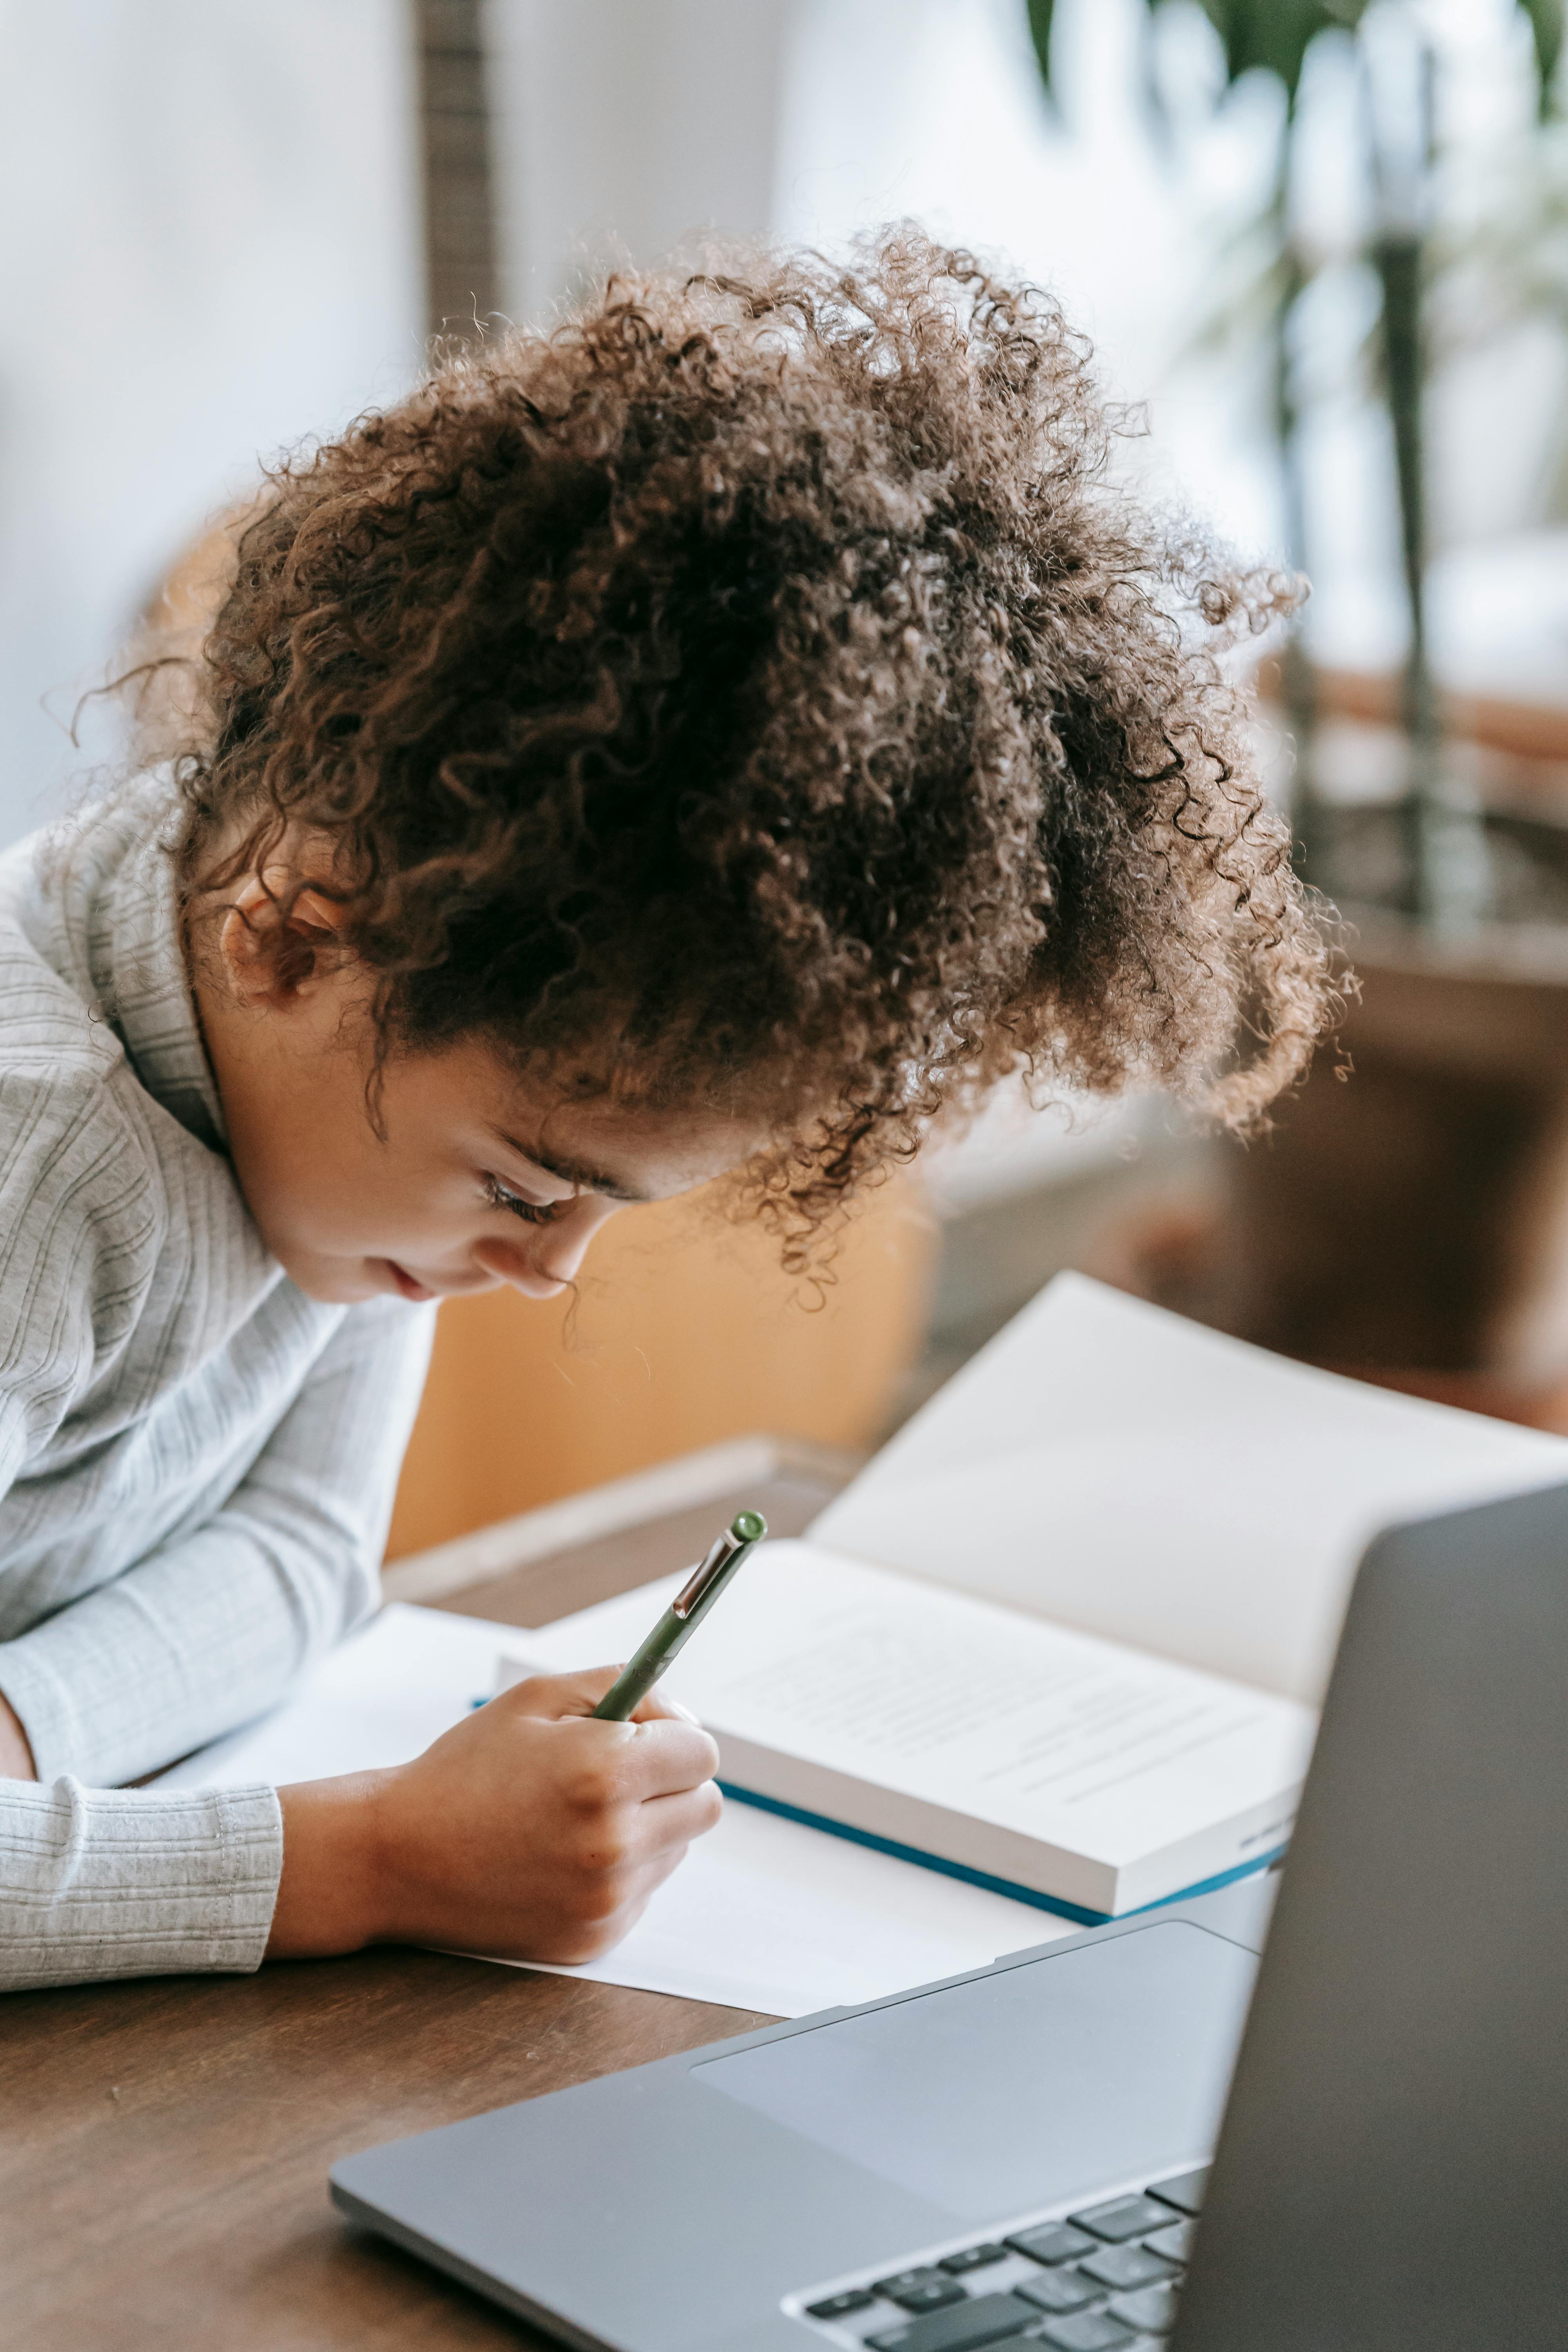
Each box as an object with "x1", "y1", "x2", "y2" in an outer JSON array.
[
  {"x1": 486, "y1": 0, "x2": 799, "y2": 314},
  {"x1": 0, "y1": 0, "x2": 422, "y2": 848}
]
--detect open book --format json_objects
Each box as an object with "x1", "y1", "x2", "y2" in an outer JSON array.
[
  {"x1": 514, "y1": 1276, "x2": 1568, "y2": 1924},
  {"x1": 517, "y1": 1543, "x2": 1311, "y2": 1920}
]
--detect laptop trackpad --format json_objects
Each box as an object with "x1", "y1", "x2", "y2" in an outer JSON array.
[{"x1": 693, "y1": 1923, "x2": 1256, "y2": 2220}]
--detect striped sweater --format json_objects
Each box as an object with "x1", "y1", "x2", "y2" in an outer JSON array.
[{"x1": 0, "y1": 779, "x2": 432, "y2": 1989}]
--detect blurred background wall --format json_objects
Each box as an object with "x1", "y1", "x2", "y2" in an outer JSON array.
[
  {"x1": 0, "y1": 0, "x2": 422, "y2": 844},
  {"x1": 4, "y1": 0, "x2": 1567, "y2": 1551}
]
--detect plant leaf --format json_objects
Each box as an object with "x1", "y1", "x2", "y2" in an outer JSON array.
[
  {"x1": 1191, "y1": 0, "x2": 1374, "y2": 110},
  {"x1": 1024, "y1": 2, "x2": 1561, "y2": 139},
  {"x1": 1516, "y1": 0, "x2": 1565, "y2": 111},
  {"x1": 1025, "y1": 0, "x2": 1058, "y2": 98}
]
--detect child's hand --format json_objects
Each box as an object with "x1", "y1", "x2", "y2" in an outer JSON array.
[
  {"x1": 266, "y1": 1667, "x2": 722, "y2": 1965},
  {"x1": 0, "y1": 1690, "x2": 37, "y2": 1780}
]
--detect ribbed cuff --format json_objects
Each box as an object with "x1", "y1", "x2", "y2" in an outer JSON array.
[{"x1": 0, "y1": 1777, "x2": 283, "y2": 1991}]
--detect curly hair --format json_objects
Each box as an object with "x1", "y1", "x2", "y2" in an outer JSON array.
[{"x1": 171, "y1": 230, "x2": 1334, "y2": 1261}]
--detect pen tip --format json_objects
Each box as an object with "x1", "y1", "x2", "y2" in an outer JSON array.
[{"x1": 730, "y1": 1509, "x2": 767, "y2": 1543}]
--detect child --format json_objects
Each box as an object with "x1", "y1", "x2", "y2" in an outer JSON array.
[{"x1": 0, "y1": 234, "x2": 1331, "y2": 1990}]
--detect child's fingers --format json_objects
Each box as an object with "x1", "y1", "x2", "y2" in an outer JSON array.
[
  {"x1": 630, "y1": 1687, "x2": 701, "y2": 1726},
  {"x1": 494, "y1": 1665, "x2": 627, "y2": 1719},
  {"x1": 495, "y1": 1665, "x2": 702, "y2": 1728},
  {"x1": 479, "y1": 1701, "x2": 717, "y2": 1803},
  {"x1": 639, "y1": 1780, "x2": 724, "y2": 1853},
  {"x1": 612, "y1": 1714, "x2": 721, "y2": 1802}
]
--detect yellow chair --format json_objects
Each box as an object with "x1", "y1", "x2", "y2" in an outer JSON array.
[{"x1": 386, "y1": 1176, "x2": 935, "y2": 1557}]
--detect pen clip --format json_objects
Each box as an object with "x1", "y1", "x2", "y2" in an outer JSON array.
[{"x1": 671, "y1": 1530, "x2": 742, "y2": 1620}]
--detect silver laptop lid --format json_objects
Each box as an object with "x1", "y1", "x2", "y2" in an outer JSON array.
[{"x1": 1175, "y1": 1480, "x2": 1568, "y2": 2352}]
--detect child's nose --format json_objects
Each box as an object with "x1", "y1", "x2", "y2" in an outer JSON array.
[
  {"x1": 530, "y1": 1203, "x2": 613, "y2": 1288},
  {"x1": 475, "y1": 1198, "x2": 622, "y2": 1298}
]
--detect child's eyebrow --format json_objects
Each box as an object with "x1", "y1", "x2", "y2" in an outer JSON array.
[{"x1": 486, "y1": 1127, "x2": 648, "y2": 1204}]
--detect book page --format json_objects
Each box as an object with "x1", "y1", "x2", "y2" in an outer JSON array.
[{"x1": 811, "y1": 1276, "x2": 1568, "y2": 1702}]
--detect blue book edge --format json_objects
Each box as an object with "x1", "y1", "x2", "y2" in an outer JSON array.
[{"x1": 717, "y1": 1781, "x2": 1286, "y2": 1930}]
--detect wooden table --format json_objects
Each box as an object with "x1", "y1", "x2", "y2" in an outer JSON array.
[{"x1": 0, "y1": 1456, "x2": 846, "y2": 2350}]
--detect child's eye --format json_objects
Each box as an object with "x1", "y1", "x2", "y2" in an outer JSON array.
[{"x1": 484, "y1": 1176, "x2": 566, "y2": 1225}]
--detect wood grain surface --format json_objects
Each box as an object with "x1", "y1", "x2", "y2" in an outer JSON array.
[
  {"x1": 1, "y1": 1463, "x2": 846, "y2": 2350},
  {"x1": 2, "y1": 1951, "x2": 774, "y2": 2350}
]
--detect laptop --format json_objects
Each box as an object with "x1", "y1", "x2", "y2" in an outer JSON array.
[{"x1": 331, "y1": 1481, "x2": 1568, "y2": 2350}]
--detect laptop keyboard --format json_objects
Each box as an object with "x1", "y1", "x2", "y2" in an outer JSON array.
[{"x1": 788, "y1": 2165, "x2": 1208, "y2": 2349}]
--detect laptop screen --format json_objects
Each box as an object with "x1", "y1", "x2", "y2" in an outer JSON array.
[{"x1": 1174, "y1": 1483, "x2": 1568, "y2": 2351}]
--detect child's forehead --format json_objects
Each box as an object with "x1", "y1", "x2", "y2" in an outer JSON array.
[{"x1": 418, "y1": 1040, "x2": 769, "y2": 1197}]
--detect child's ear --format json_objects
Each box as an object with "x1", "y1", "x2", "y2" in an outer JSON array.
[{"x1": 218, "y1": 871, "x2": 352, "y2": 1009}]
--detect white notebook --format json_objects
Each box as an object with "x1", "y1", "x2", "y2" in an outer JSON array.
[{"x1": 515, "y1": 1274, "x2": 1568, "y2": 1922}]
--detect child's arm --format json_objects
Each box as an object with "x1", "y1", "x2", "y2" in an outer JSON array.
[
  {"x1": 0, "y1": 1296, "x2": 425, "y2": 1988},
  {"x1": 0, "y1": 1297, "x2": 724, "y2": 1987},
  {"x1": 0, "y1": 1666, "x2": 718, "y2": 1988},
  {"x1": 0, "y1": 1296, "x2": 432, "y2": 1795}
]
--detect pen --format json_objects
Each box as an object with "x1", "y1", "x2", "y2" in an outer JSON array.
[{"x1": 591, "y1": 1509, "x2": 768, "y2": 1720}]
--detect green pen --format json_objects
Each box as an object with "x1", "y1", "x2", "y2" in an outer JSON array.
[{"x1": 591, "y1": 1509, "x2": 768, "y2": 1721}]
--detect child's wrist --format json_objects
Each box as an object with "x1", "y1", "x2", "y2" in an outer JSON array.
[{"x1": 268, "y1": 1770, "x2": 396, "y2": 1958}]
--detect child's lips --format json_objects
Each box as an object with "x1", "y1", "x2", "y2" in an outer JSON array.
[{"x1": 383, "y1": 1259, "x2": 439, "y2": 1303}]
